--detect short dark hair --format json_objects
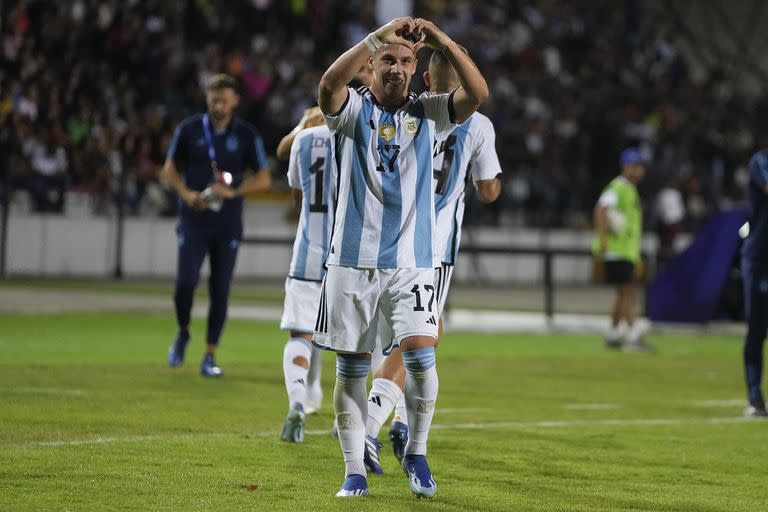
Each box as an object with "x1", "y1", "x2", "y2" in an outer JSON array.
[
  {"x1": 206, "y1": 73, "x2": 238, "y2": 93},
  {"x1": 428, "y1": 45, "x2": 469, "y2": 71}
]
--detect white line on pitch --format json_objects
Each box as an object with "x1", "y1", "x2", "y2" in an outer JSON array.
[
  {"x1": 2, "y1": 387, "x2": 87, "y2": 396},
  {"x1": 562, "y1": 403, "x2": 621, "y2": 410},
  {"x1": 690, "y1": 399, "x2": 744, "y2": 407},
  {"x1": 6, "y1": 416, "x2": 757, "y2": 449},
  {"x1": 436, "y1": 407, "x2": 490, "y2": 414}
]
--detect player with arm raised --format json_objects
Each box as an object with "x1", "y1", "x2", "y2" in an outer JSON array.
[
  {"x1": 363, "y1": 47, "x2": 502, "y2": 468},
  {"x1": 741, "y1": 150, "x2": 768, "y2": 417},
  {"x1": 315, "y1": 17, "x2": 488, "y2": 498}
]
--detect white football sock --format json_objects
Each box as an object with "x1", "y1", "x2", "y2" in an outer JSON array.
[
  {"x1": 626, "y1": 322, "x2": 644, "y2": 344},
  {"x1": 334, "y1": 358, "x2": 370, "y2": 477},
  {"x1": 365, "y1": 378, "x2": 402, "y2": 438},
  {"x1": 307, "y1": 346, "x2": 323, "y2": 389},
  {"x1": 370, "y1": 346, "x2": 385, "y2": 374},
  {"x1": 605, "y1": 324, "x2": 623, "y2": 342},
  {"x1": 402, "y1": 348, "x2": 438, "y2": 457},
  {"x1": 393, "y1": 396, "x2": 408, "y2": 425},
  {"x1": 305, "y1": 347, "x2": 324, "y2": 411},
  {"x1": 282, "y1": 338, "x2": 311, "y2": 409}
]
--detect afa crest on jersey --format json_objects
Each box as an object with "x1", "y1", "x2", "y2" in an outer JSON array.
[
  {"x1": 226, "y1": 135, "x2": 239, "y2": 152},
  {"x1": 379, "y1": 124, "x2": 395, "y2": 142},
  {"x1": 405, "y1": 118, "x2": 418, "y2": 135}
]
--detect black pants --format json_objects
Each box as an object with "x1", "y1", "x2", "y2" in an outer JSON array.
[
  {"x1": 174, "y1": 221, "x2": 241, "y2": 345},
  {"x1": 742, "y1": 255, "x2": 768, "y2": 404}
]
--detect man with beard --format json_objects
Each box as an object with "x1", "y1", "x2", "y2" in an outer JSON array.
[
  {"x1": 314, "y1": 17, "x2": 488, "y2": 498},
  {"x1": 163, "y1": 74, "x2": 271, "y2": 377}
]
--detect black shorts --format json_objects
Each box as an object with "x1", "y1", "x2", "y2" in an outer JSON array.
[{"x1": 604, "y1": 260, "x2": 635, "y2": 285}]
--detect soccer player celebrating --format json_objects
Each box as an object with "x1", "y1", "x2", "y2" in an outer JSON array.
[
  {"x1": 593, "y1": 148, "x2": 651, "y2": 351},
  {"x1": 276, "y1": 108, "x2": 330, "y2": 442},
  {"x1": 315, "y1": 17, "x2": 488, "y2": 498},
  {"x1": 163, "y1": 74, "x2": 271, "y2": 377},
  {"x1": 741, "y1": 150, "x2": 768, "y2": 417},
  {"x1": 363, "y1": 47, "x2": 503, "y2": 470}
]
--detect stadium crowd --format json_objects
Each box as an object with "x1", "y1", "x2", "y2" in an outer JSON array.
[{"x1": 0, "y1": 0, "x2": 763, "y2": 229}]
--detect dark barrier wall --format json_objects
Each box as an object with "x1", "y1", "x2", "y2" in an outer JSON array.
[{"x1": 648, "y1": 208, "x2": 748, "y2": 323}]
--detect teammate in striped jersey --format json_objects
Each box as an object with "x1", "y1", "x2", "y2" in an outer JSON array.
[
  {"x1": 315, "y1": 17, "x2": 488, "y2": 498},
  {"x1": 278, "y1": 69, "x2": 374, "y2": 443},
  {"x1": 277, "y1": 108, "x2": 333, "y2": 443},
  {"x1": 364, "y1": 47, "x2": 503, "y2": 467}
]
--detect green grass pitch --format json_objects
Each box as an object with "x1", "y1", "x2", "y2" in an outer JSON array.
[{"x1": 1, "y1": 311, "x2": 766, "y2": 511}]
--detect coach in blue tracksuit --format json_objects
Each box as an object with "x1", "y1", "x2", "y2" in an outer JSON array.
[
  {"x1": 742, "y1": 150, "x2": 768, "y2": 416},
  {"x1": 162, "y1": 74, "x2": 270, "y2": 377}
]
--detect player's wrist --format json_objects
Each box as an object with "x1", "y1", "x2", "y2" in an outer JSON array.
[{"x1": 364, "y1": 32, "x2": 384, "y2": 53}]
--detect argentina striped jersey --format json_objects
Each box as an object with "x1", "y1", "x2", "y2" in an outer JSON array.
[
  {"x1": 433, "y1": 112, "x2": 502, "y2": 265},
  {"x1": 324, "y1": 87, "x2": 455, "y2": 269},
  {"x1": 287, "y1": 125, "x2": 335, "y2": 281}
]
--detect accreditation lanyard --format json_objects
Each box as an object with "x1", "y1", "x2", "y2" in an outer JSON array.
[{"x1": 201, "y1": 114, "x2": 219, "y2": 179}]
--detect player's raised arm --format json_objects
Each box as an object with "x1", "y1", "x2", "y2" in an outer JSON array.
[
  {"x1": 317, "y1": 17, "x2": 417, "y2": 115},
  {"x1": 414, "y1": 19, "x2": 488, "y2": 123},
  {"x1": 276, "y1": 107, "x2": 324, "y2": 161}
]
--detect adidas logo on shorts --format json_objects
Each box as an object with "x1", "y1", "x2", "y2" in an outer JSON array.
[{"x1": 426, "y1": 316, "x2": 437, "y2": 325}]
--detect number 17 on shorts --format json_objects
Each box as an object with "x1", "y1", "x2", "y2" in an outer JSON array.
[{"x1": 313, "y1": 266, "x2": 439, "y2": 354}]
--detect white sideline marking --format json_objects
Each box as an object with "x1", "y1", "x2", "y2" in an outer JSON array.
[
  {"x1": 691, "y1": 399, "x2": 745, "y2": 407},
  {"x1": 563, "y1": 403, "x2": 621, "y2": 410},
  {"x1": 2, "y1": 387, "x2": 87, "y2": 396},
  {"x1": 436, "y1": 407, "x2": 490, "y2": 414},
  {"x1": 7, "y1": 416, "x2": 755, "y2": 449}
]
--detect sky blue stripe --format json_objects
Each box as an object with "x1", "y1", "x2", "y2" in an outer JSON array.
[
  {"x1": 321, "y1": 141, "x2": 332, "y2": 276},
  {"x1": 435, "y1": 118, "x2": 472, "y2": 213},
  {"x1": 377, "y1": 110, "x2": 401, "y2": 268},
  {"x1": 413, "y1": 115, "x2": 433, "y2": 267},
  {"x1": 339, "y1": 100, "x2": 373, "y2": 266},
  {"x1": 444, "y1": 200, "x2": 461, "y2": 263},
  {"x1": 292, "y1": 134, "x2": 314, "y2": 279}
]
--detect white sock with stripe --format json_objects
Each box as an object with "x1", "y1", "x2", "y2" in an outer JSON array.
[
  {"x1": 334, "y1": 356, "x2": 371, "y2": 477},
  {"x1": 403, "y1": 347, "x2": 438, "y2": 457},
  {"x1": 365, "y1": 378, "x2": 402, "y2": 438}
]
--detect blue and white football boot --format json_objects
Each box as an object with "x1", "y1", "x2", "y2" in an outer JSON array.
[
  {"x1": 200, "y1": 353, "x2": 223, "y2": 377},
  {"x1": 363, "y1": 434, "x2": 384, "y2": 474},
  {"x1": 388, "y1": 421, "x2": 409, "y2": 464},
  {"x1": 402, "y1": 454, "x2": 437, "y2": 498},
  {"x1": 167, "y1": 331, "x2": 189, "y2": 367},
  {"x1": 335, "y1": 474, "x2": 368, "y2": 497},
  {"x1": 280, "y1": 404, "x2": 306, "y2": 443}
]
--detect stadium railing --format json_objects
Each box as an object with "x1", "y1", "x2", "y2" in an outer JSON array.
[{"x1": 237, "y1": 236, "x2": 651, "y2": 323}]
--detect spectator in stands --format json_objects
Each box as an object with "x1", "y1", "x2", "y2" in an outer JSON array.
[
  {"x1": 22, "y1": 133, "x2": 68, "y2": 212},
  {"x1": 655, "y1": 179, "x2": 686, "y2": 268},
  {"x1": 1, "y1": 0, "x2": 765, "y2": 231}
]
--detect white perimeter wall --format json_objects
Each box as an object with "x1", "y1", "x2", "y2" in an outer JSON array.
[{"x1": 4, "y1": 205, "x2": 664, "y2": 284}]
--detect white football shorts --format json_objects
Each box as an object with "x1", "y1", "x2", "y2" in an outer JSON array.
[
  {"x1": 280, "y1": 277, "x2": 323, "y2": 334},
  {"x1": 313, "y1": 265, "x2": 439, "y2": 354},
  {"x1": 435, "y1": 263, "x2": 454, "y2": 316}
]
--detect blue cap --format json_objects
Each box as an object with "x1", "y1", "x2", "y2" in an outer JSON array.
[{"x1": 619, "y1": 148, "x2": 646, "y2": 166}]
